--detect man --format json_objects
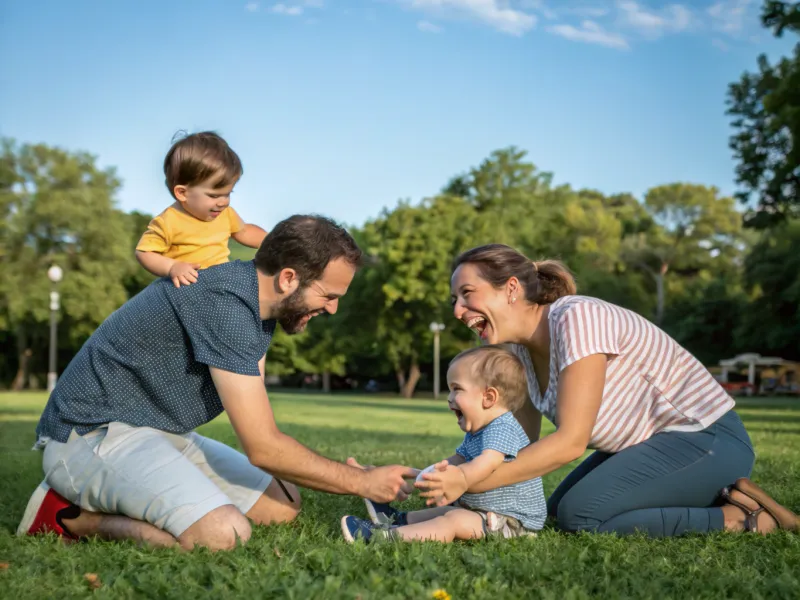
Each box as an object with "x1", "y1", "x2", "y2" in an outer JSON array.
[{"x1": 17, "y1": 214, "x2": 416, "y2": 550}]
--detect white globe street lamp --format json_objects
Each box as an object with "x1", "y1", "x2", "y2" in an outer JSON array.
[
  {"x1": 47, "y1": 265, "x2": 63, "y2": 284},
  {"x1": 47, "y1": 265, "x2": 63, "y2": 393},
  {"x1": 429, "y1": 322, "x2": 445, "y2": 399}
]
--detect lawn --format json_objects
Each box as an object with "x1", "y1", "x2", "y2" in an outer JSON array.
[{"x1": 1, "y1": 391, "x2": 799, "y2": 599}]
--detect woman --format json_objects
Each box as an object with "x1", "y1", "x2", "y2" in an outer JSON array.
[{"x1": 417, "y1": 243, "x2": 798, "y2": 536}]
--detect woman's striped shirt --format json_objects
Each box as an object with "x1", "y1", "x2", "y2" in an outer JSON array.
[{"x1": 512, "y1": 295, "x2": 734, "y2": 453}]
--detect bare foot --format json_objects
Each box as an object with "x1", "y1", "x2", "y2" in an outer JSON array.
[{"x1": 722, "y1": 489, "x2": 778, "y2": 535}]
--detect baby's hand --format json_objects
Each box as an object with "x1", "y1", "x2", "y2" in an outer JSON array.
[
  {"x1": 168, "y1": 262, "x2": 201, "y2": 288},
  {"x1": 415, "y1": 463, "x2": 439, "y2": 484}
]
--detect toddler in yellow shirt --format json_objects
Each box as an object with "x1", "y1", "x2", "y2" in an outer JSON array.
[{"x1": 135, "y1": 131, "x2": 268, "y2": 287}]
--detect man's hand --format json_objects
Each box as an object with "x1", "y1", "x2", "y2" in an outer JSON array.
[
  {"x1": 349, "y1": 458, "x2": 418, "y2": 502},
  {"x1": 361, "y1": 465, "x2": 420, "y2": 503},
  {"x1": 346, "y1": 457, "x2": 375, "y2": 471},
  {"x1": 169, "y1": 262, "x2": 201, "y2": 287}
]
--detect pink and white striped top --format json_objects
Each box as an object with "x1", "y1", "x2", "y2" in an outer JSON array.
[{"x1": 512, "y1": 295, "x2": 735, "y2": 453}]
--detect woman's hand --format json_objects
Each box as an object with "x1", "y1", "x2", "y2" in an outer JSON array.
[{"x1": 415, "y1": 460, "x2": 469, "y2": 507}]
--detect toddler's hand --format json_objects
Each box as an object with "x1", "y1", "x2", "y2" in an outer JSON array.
[
  {"x1": 169, "y1": 262, "x2": 201, "y2": 288},
  {"x1": 415, "y1": 463, "x2": 439, "y2": 484},
  {"x1": 416, "y1": 461, "x2": 468, "y2": 507}
]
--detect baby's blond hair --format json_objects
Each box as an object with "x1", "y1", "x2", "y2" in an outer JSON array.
[{"x1": 449, "y1": 344, "x2": 528, "y2": 412}]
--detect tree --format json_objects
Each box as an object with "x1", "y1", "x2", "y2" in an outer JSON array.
[
  {"x1": 351, "y1": 195, "x2": 487, "y2": 397},
  {"x1": 736, "y1": 220, "x2": 800, "y2": 360},
  {"x1": 623, "y1": 184, "x2": 743, "y2": 324},
  {"x1": 442, "y1": 147, "x2": 557, "y2": 250},
  {"x1": 727, "y1": 1, "x2": 800, "y2": 227},
  {"x1": 122, "y1": 210, "x2": 156, "y2": 297},
  {"x1": 0, "y1": 139, "x2": 134, "y2": 388},
  {"x1": 299, "y1": 325, "x2": 348, "y2": 393},
  {"x1": 661, "y1": 276, "x2": 748, "y2": 365},
  {"x1": 264, "y1": 328, "x2": 316, "y2": 377},
  {"x1": 547, "y1": 188, "x2": 623, "y2": 276}
]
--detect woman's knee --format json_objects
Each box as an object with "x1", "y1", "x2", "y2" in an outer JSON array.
[
  {"x1": 178, "y1": 505, "x2": 252, "y2": 551},
  {"x1": 546, "y1": 494, "x2": 561, "y2": 520},
  {"x1": 554, "y1": 494, "x2": 601, "y2": 533}
]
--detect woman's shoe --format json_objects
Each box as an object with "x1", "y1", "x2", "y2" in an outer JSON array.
[{"x1": 733, "y1": 478, "x2": 799, "y2": 532}]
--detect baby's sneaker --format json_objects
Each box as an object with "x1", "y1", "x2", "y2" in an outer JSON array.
[
  {"x1": 485, "y1": 511, "x2": 536, "y2": 538},
  {"x1": 363, "y1": 499, "x2": 408, "y2": 526},
  {"x1": 485, "y1": 511, "x2": 504, "y2": 534},
  {"x1": 341, "y1": 516, "x2": 393, "y2": 543}
]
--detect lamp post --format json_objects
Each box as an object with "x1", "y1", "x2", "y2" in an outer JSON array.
[
  {"x1": 47, "y1": 265, "x2": 63, "y2": 393},
  {"x1": 429, "y1": 322, "x2": 445, "y2": 399}
]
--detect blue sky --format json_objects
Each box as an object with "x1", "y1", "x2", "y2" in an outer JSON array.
[{"x1": 1, "y1": 0, "x2": 794, "y2": 229}]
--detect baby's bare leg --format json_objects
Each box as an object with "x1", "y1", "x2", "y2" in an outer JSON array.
[
  {"x1": 393, "y1": 508, "x2": 485, "y2": 542},
  {"x1": 406, "y1": 505, "x2": 458, "y2": 525}
]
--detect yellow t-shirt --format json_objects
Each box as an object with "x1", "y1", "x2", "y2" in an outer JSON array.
[{"x1": 136, "y1": 204, "x2": 246, "y2": 269}]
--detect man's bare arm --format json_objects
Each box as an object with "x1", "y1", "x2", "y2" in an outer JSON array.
[{"x1": 211, "y1": 366, "x2": 415, "y2": 501}]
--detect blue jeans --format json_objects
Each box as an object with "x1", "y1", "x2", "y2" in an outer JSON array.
[{"x1": 548, "y1": 410, "x2": 754, "y2": 537}]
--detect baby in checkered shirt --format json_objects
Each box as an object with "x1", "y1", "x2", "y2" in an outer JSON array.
[{"x1": 341, "y1": 345, "x2": 547, "y2": 543}]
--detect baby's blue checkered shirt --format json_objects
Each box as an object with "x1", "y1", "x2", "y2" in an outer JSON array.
[{"x1": 457, "y1": 411, "x2": 547, "y2": 531}]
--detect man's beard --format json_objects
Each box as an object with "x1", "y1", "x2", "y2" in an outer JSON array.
[{"x1": 274, "y1": 288, "x2": 316, "y2": 335}]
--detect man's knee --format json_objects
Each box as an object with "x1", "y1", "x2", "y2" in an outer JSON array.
[
  {"x1": 269, "y1": 485, "x2": 301, "y2": 524},
  {"x1": 247, "y1": 479, "x2": 302, "y2": 526},
  {"x1": 178, "y1": 505, "x2": 252, "y2": 551}
]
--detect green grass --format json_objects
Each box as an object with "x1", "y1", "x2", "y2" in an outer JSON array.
[{"x1": 1, "y1": 392, "x2": 799, "y2": 599}]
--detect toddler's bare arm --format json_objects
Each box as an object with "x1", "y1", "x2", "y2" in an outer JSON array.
[
  {"x1": 233, "y1": 224, "x2": 268, "y2": 248},
  {"x1": 136, "y1": 251, "x2": 200, "y2": 288},
  {"x1": 458, "y1": 449, "x2": 506, "y2": 488}
]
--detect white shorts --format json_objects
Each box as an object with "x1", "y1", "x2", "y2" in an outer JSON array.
[{"x1": 41, "y1": 422, "x2": 273, "y2": 538}]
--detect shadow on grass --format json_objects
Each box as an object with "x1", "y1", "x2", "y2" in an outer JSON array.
[
  {"x1": 277, "y1": 395, "x2": 451, "y2": 415},
  {"x1": 737, "y1": 413, "x2": 800, "y2": 425},
  {"x1": 734, "y1": 397, "x2": 800, "y2": 411},
  {"x1": 0, "y1": 406, "x2": 42, "y2": 417},
  {"x1": 745, "y1": 426, "x2": 800, "y2": 436}
]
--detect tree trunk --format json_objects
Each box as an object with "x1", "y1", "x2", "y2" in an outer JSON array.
[
  {"x1": 12, "y1": 328, "x2": 32, "y2": 391},
  {"x1": 322, "y1": 371, "x2": 331, "y2": 394},
  {"x1": 400, "y1": 359, "x2": 421, "y2": 399},
  {"x1": 395, "y1": 367, "x2": 406, "y2": 392}
]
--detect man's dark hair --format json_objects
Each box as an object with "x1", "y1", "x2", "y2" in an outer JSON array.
[{"x1": 254, "y1": 215, "x2": 363, "y2": 283}]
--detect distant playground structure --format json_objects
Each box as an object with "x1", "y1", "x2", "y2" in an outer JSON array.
[{"x1": 709, "y1": 353, "x2": 800, "y2": 397}]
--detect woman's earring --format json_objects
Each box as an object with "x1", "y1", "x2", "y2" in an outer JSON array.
[{"x1": 511, "y1": 297, "x2": 517, "y2": 304}]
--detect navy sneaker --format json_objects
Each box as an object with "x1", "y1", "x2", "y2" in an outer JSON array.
[
  {"x1": 364, "y1": 499, "x2": 408, "y2": 526},
  {"x1": 341, "y1": 515, "x2": 393, "y2": 543}
]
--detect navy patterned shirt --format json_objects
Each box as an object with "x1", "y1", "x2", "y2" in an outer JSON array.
[
  {"x1": 457, "y1": 411, "x2": 547, "y2": 530},
  {"x1": 36, "y1": 260, "x2": 276, "y2": 444}
]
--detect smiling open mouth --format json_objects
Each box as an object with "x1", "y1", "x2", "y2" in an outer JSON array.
[
  {"x1": 451, "y1": 408, "x2": 463, "y2": 419},
  {"x1": 465, "y1": 316, "x2": 488, "y2": 339}
]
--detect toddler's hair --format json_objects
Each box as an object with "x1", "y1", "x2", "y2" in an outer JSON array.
[
  {"x1": 450, "y1": 344, "x2": 528, "y2": 412},
  {"x1": 163, "y1": 131, "x2": 243, "y2": 199}
]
